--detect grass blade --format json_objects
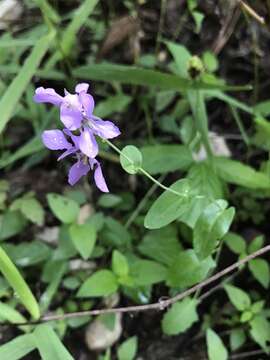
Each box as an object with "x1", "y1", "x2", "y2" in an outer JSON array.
[
  {"x1": 45, "y1": 0, "x2": 99, "y2": 68},
  {"x1": 34, "y1": 324, "x2": 74, "y2": 360},
  {"x1": 0, "y1": 246, "x2": 40, "y2": 319},
  {"x1": 0, "y1": 334, "x2": 36, "y2": 360},
  {"x1": 0, "y1": 31, "x2": 55, "y2": 134}
]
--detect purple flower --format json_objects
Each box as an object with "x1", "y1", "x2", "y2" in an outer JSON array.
[
  {"x1": 34, "y1": 83, "x2": 121, "y2": 191},
  {"x1": 34, "y1": 83, "x2": 121, "y2": 140},
  {"x1": 42, "y1": 129, "x2": 109, "y2": 192}
]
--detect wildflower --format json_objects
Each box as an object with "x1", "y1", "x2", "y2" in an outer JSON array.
[
  {"x1": 42, "y1": 129, "x2": 109, "y2": 192},
  {"x1": 34, "y1": 83, "x2": 121, "y2": 191}
]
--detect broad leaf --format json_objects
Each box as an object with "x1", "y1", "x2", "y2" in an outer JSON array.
[
  {"x1": 144, "y1": 179, "x2": 190, "y2": 229},
  {"x1": 130, "y1": 260, "x2": 167, "y2": 286},
  {"x1": 224, "y1": 284, "x2": 251, "y2": 311},
  {"x1": 141, "y1": 145, "x2": 193, "y2": 175},
  {"x1": 207, "y1": 328, "x2": 228, "y2": 360},
  {"x1": 69, "y1": 223, "x2": 97, "y2": 260},
  {"x1": 77, "y1": 270, "x2": 118, "y2": 297},
  {"x1": 117, "y1": 336, "x2": 138, "y2": 360},
  {"x1": 166, "y1": 250, "x2": 215, "y2": 288},
  {"x1": 193, "y1": 200, "x2": 234, "y2": 259},
  {"x1": 138, "y1": 225, "x2": 182, "y2": 266},
  {"x1": 248, "y1": 259, "x2": 270, "y2": 289},
  {"x1": 120, "y1": 145, "x2": 142, "y2": 174},
  {"x1": 250, "y1": 315, "x2": 270, "y2": 353},
  {"x1": 162, "y1": 297, "x2": 198, "y2": 335},
  {"x1": 47, "y1": 193, "x2": 79, "y2": 224}
]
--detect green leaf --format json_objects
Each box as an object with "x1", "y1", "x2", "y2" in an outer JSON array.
[
  {"x1": 248, "y1": 235, "x2": 264, "y2": 254},
  {"x1": 74, "y1": 63, "x2": 238, "y2": 92},
  {"x1": 0, "y1": 334, "x2": 36, "y2": 360},
  {"x1": 98, "y1": 194, "x2": 122, "y2": 208},
  {"x1": 140, "y1": 145, "x2": 193, "y2": 175},
  {"x1": 213, "y1": 157, "x2": 270, "y2": 189},
  {"x1": 0, "y1": 31, "x2": 55, "y2": 133},
  {"x1": 230, "y1": 329, "x2": 246, "y2": 351},
  {"x1": 74, "y1": 63, "x2": 191, "y2": 91},
  {"x1": 102, "y1": 217, "x2": 131, "y2": 247},
  {"x1": 166, "y1": 41, "x2": 191, "y2": 78},
  {"x1": 112, "y1": 250, "x2": 129, "y2": 278},
  {"x1": 138, "y1": 225, "x2": 182, "y2": 266},
  {"x1": 250, "y1": 315, "x2": 270, "y2": 353},
  {"x1": 130, "y1": 260, "x2": 167, "y2": 286},
  {"x1": 11, "y1": 197, "x2": 44, "y2": 226},
  {"x1": 34, "y1": 324, "x2": 74, "y2": 360},
  {"x1": 203, "y1": 51, "x2": 218, "y2": 72},
  {"x1": 0, "y1": 211, "x2": 26, "y2": 240},
  {"x1": 224, "y1": 232, "x2": 246, "y2": 255},
  {"x1": 0, "y1": 301, "x2": 27, "y2": 326},
  {"x1": 248, "y1": 259, "x2": 270, "y2": 289},
  {"x1": 3, "y1": 241, "x2": 51, "y2": 267},
  {"x1": 187, "y1": 162, "x2": 224, "y2": 199},
  {"x1": 47, "y1": 193, "x2": 80, "y2": 224},
  {"x1": 224, "y1": 284, "x2": 251, "y2": 311},
  {"x1": 206, "y1": 328, "x2": 228, "y2": 360},
  {"x1": 193, "y1": 200, "x2": 232, "y2": 259},
  {"x1": 95, "y1": 94, "x2": 131, "y2": 118},
  {"x1": 77, "y1": 270, "x2": 118, "y2": 297},
  {"x1": 166, "y1": 250, "x2": 215, "y2": 288},
  {"x1": 0, "y1": 246, "x2": 40, "y2": 319},
  {"x1": 117, "y1": 336, "x2": 138, "y2": 360},
  {"x1": 120, "y1": 145, "x2": 142, "y2": 174},
  {"x1": 20, "y1": 198, "x2": 44, "y2": 226},
  {"x1": 177, "y1": 196, "x2": 211, "y2": 228},
  {"x1": 69, "y1": 223, "x2": 97, "y2": 260},
  {"x1": 144, "y1": 179, "x2": 190, "y2": 229},
  {"x1": 162, "y1": 297, "x2": 198, "y2": 335}
]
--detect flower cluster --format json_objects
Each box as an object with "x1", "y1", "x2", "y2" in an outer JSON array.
[{"x1": 34, "y1": 83, "x2": 121, "y2": 192}]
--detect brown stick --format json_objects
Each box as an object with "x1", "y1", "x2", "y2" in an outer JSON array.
[
  {"x1": 239, "y1": 1, "x2": 265, "y2": 25},
  {"x1": 10, "y1": 244, "x2": 270, "y2": 327}
]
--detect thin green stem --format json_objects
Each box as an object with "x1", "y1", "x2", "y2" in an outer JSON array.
[{"x1": 104, "y1": 139, "x2": 188, "y2": 198}]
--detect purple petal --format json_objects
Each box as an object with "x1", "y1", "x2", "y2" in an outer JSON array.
[
  {"x1": 34, "y1": 87, "x2": 63, "y2": 106},
  {"x1": 90, "y1": 117, "x2": 121, "y2": 139},
  {"x1": 94, "y1": 162, "x2": 109, "y2": 192},
  {"x1": 90, "y1": 159, "x2": 109, "y2": 192},
  {"x1": 68, "y1": 160, "x2": 90, "y2": 186},
  {"x1": 42, "y1": 130, "x2": 72, "y2": 150},
  {"x1": 78, "y1": 128, "x2": 98, "y2": 158},
  {"x1": 75, "y1": 83, "x2": 89, "y2": 93},
  {"x1": 60, "y1": 96, "x2": 83, "y2": 130},
  {"x1": 57, "y1": 147, "x2": 77, "y2": 161},
  {"x1": 79, "y1": 92, "x2": 95, "y2": 118}
]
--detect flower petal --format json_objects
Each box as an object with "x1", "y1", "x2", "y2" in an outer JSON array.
[
  {"x1": 34, "y1": 87, "x2": 63, "y2": 106},
  {"x1": 42, "y1": 130, "x2": 72, "y2": 150},
  {"x1": 79, "y1": 92, "x2": 95, "y2": 118},
  {"x1": 90, "y1": 159, "x2": 109, "y2": 192},
  {"x1": 57, "y1": 147, "x2": 77, "y2": 161},
  {"x1": 90, "y1": 116, "x2": 121, "y2": 139},
  {"x1": 68, "y1": 160, "x2": 90, "y2": 186},
  {"x1": 60, "y1": 102, "x2": 83, "y2": 130},
  {"x1": 75, "y1": 83, "x2": 89, "y2": 93},
  {"x1": 78, "y1": 128, "x2": 98, "y2": 158}
]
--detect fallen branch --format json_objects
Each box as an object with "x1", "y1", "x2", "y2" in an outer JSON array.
[{"x1": 5, "y1": 244, "x2": 270, "y2": 326}]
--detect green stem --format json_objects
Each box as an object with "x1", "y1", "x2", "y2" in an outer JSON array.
[{"x1": 104, "y1": 139, "x2": 188, "y2": 198}]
